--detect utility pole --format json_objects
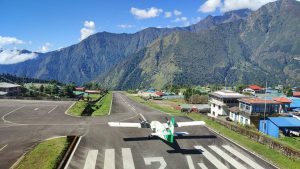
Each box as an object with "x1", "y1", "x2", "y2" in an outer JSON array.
[{"x1": 263, "y1": 80, "x2": 267, "y2": 133}]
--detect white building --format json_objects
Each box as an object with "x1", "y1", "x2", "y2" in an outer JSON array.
[
  {"x1": 0, "y1": 82, "x2": 21, "y2": 96},
  {"x1": 209, "y1": 90, "x2": 245, "y2": 117}
]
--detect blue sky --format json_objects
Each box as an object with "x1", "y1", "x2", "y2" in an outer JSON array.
[
  {"x1": 1, "y1": 0, "x2": 217, "y2": 52},
  {"x1": 0, "y1": 0, "x2": 284, "y2": 54}
]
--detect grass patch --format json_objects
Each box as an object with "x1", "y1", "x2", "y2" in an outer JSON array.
[
  {"x1": 68, "y1": 101, "x2": 88, "y2": 116},
  {"x1": 126, "y1": 94, "x2": 183, "y2": 116},
  {"x1": 85, "y1": 94, "x2": 101, "y2": 101},
  {"x1": 92, "y1": 92, "x2": 112, "y2": 116},
  {"x1": 126, "y1": 93, "x2": 300, "y2": 169},
  {"x1": 15, "y1": 137, "x2": 69, "y2": 169}
]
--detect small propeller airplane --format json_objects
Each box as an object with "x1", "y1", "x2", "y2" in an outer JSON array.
[{"x1": 108, "y1": 117, "x2": 205, "y2": 144}]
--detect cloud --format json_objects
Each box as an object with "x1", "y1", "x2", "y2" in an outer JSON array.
[
  {"x1": 198, "y1": 0, "x2": 222, "y2": 13},
  {"x1": 0, "y1": 50, "x2": 37, "y2": 64},
  {"x1": 173, "y1": 10, "x2": 182, "y2": 16},
  {"x1": 174, "y1": 16, "x2": 188, "y2": 22},
  {"x1": 221, "y1": 0, "x2": 276, "y2": 12},
  {"x1": 118, "y1": 24, "x2": 134, "y2": 29},
  {"x1": 173, "y1": 16, "x2": 190, "y2": 26},
  {"x1": 164, "y1": 11, "x2": 172, "y2": 18},
  {"x1": 130, "y1": 7, "x2": 163, "y2": 19},
  {"x1": 80, "y1": 21, "x2": 96, "y2": 41},
  {"x1": 38, "y1": 42, "x2": 51, "y2": 53},
  {"x1": 0, "y1": 36, "x2": 24, "y2": 48},
  {"x1": 198, "y1": 0, "x2": 296, "y2": 13}
]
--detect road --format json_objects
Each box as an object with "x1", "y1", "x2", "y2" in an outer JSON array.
[{"x1": 67, "y1": 92, "x2": 276, "y2": 169}]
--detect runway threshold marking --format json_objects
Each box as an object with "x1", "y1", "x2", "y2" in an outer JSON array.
[
  {"x1": 144, "y1": 157, "x2": 167, "y2": 169},
  {"x1": 198, "y1": 163, "x2": 208, "y2": 169},
  {"x1": 47, "y1": 105, "x2": 58, "y2": 114},
  {"x1": 209, "y1": 145, "x2": 247, "y2": 169},
  {"x1": 122, "y1": 148, "x2": 135, "y2": 169},
  {"x1": 83, "y1": 150, "x2": 98, "y2": 169},
  {"x1": 186, "y1": 155, "x2": 195, "y2": 169},
  {"x1": 0, "y1": 144, "x2": 8, "y2": 152},
  {"x1": 194, "y1": 146, "x2": 228, "y2": 169},
  {"x1": 104, "y1": 149, "x2": 115, "y2": 169},
  {"x1": 222, "y1": 145, "x2": 264, "y2": 169}
]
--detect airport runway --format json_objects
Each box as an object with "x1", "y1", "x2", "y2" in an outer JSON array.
[
  {"x1": 67, "y1": 92, "x2": 277, "y2": 169},
  {"x1": 0, "y1": 92, "x2": 276, "y2": 169}
]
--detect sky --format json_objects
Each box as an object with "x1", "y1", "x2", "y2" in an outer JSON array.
[{"x1": 0, "y1": 0, "x2": 292, "y2": 64}]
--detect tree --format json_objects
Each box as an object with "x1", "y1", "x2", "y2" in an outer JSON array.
[
  {"x1": 287, "y1": 88, "x2": 293, "y2": 97},
  {"x1": 39, "y1": 85, "x2": 44, "y2": 92},
  {"x1": 184, "y1": 87, "x2": 193, "y2": 102},
  {"x1": 189, "y1": 94, "x2": 208, "y2": 104}
]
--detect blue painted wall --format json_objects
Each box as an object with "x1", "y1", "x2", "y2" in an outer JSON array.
[{"x1": 259, "y1": 120, "x2": 280, "y2": 138}]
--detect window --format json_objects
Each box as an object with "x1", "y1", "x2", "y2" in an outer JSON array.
[
  {"x1": 245, "y1": 119, "x2": 249, "y2": 125},
  {"x1": 218, "y1": 105, "x2": 221, "y2": 110},
  {"x1": 240, "y1": 116, "x2": 244, "y2": 123}
]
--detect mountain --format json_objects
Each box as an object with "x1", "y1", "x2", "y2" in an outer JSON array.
[
  {"x1": 99, "y1": 0, "x2": 300, "y2": 89},
  {"x1": 0, "y1": 8, "x2": 251, "y2": 85},
  {"x1": 1, "y1": 0, "x2": 299, "y2": 89},
  {"x1": 187, "y1": 9, "x2": 252, "y2": 32},
  {"x1": 0, "y1": 28, "x2": 182, "y2": 84}
]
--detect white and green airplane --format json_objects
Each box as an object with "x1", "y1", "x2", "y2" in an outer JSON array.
[{"x1": 108, "y1": 117, "x2": 205, "y2": 144}]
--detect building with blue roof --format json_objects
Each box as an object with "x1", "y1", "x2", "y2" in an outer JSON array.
[
  {"x1": 288, "y1": 97, "x2": 300, "y2": 110},
  {"x1": 259, "y1": 117, "x2": 300, "y2": 138}
]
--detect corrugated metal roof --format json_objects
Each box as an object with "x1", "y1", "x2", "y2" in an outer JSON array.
[
  {"x1": 288, "y1": 97, "x2": 300, "y2": 108},
  {"x1": 0, "y1": 82, "x2": 21, "y2": 88},
  {"x1": 269, "y1": 117, "x2": 300, "y2": 127}
]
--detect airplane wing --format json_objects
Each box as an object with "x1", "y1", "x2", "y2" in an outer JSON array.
[
  {"x1": 176, "y1": 121, "x2": 205, "y2": 127},
  {"x1": 108, "y1": 122, "x2": 142, "y2": 128}
]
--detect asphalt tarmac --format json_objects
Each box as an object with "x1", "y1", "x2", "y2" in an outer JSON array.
[
  {"x1": 0, "y1": 92, "x2": 277, "y2": 169},
  {"x1": 67, "y1": 92, "x2": 277, "y2": 169}
]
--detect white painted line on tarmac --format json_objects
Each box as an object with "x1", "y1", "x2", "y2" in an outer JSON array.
[
  {"x1": 186, "y1": 155, "x2": 195, "y2": 169},
  {"x1": 122, "y1": 148, "x2": 135, "y2": 169},
  {"x1": 104, "y1": 149, "x2": 115, "y2": 169},
  {"x1": 83, "y1": 150, "x2": 98, "y2": 169},
  {"x1": 2, "y1": 106, "x2": 25, "y2": 123},
  {"x1": 222, "y1": 145, "x2": 264, "y2": 169},
  {"x1": 34, "y1": 108, "x2": 39, "y2": 111},
  {"x1": 209, "y1": 145, "x2": 247, "y2": 169},
  {"x1": 198, "y1": 163, "x2": 208, "y2": 169},
  {"x1": 0, "y1": 144, "x2": 8, "y2": 152},
  {"x1": 108, "y1": 92, "x2": 113, "y2": 115},
  {"x1": 144, "y1": 157, "x2": 167, "y2": 169},
  {"x1": 47, "y1": 105, "x2": 58, "y2": 114},
  {"x1": 194, "y1": 146, "x2": 228, "y2": 169},
  {"x1": 64, "y1": 136, "x2": 82, "y2": 169}
]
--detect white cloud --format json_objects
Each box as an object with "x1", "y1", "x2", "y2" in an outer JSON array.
[
  {"x1": 0, "y1": 36, "x2": 24, "y2": 48},
  {"x1": 0, "y1": 50, "x2": 37, "y2": 64},
  {"x1": 173, "y1": 16, "x2": 190, "y2": 26},
  {"x1": 221, "y1": 0, "x2": 276, "y2": 12},
  {"x1": 130, "y1": 7, "x2": 163, "y2": 19},
  {"x1": 174, "y1": 17, "x2": 188, "y2": 22},
  {"x1": 173, "y1": 10, "x2": 182, "y2": 16},
  {"x1": 80, "y1": 21, "x2": 96, "y2": 41},
  {"x1": 198, "y1": 0, "x2": 295, "y2": 13},
  {"x1": 38, "y1": 42, "x2": 51, "y2": 53},
  {"x1": 198, "y1": 0, "x2": 222, "y2": 13},
  {"x1": 118, "y1": 24, "x2": 134, "y2": 29},
  {"x1": 164, "y1": 11, "x2": 172, "y2": 18}
]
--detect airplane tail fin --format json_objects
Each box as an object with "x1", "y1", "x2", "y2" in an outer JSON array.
[{"x1": 165, "y1": 117, "x2": 175, "y2": 143}]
